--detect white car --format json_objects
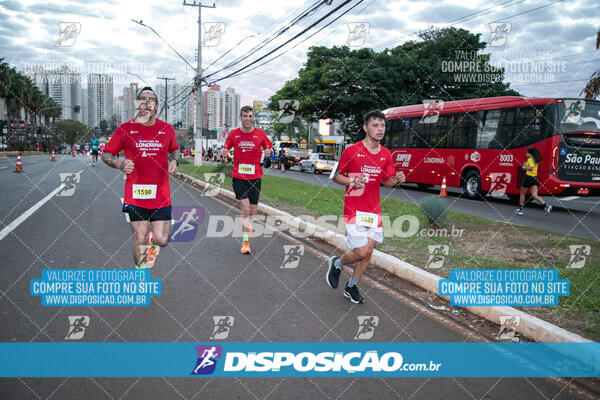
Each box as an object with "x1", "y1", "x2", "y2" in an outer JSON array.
[{"x1": 300, "y1": 153, "x2": 336, "y2": 174}]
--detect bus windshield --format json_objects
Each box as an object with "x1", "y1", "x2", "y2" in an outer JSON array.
[{"x1": 558, "y1": 99, "x2": 600, "y2": 134}]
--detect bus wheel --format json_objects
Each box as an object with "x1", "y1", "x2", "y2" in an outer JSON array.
[{"x1": 462, "y1": 170, "x2": 482, "y2": 199}]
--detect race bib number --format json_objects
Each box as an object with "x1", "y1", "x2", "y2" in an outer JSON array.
[
  {"x1": 132, "y1": 184, "x2": 157, "y2": 199},
  {"x1": 356, "y1": 211, "x2": 378, "y2": 228},
  {"x1": 238, "y1": 163, "x2": 255, "y2": 175}
]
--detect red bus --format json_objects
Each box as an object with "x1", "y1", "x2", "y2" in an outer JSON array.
[{"x1": 383, "y1": 97, "x2": 600, "y2": 201}]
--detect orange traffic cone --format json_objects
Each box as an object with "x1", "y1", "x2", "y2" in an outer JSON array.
[
  {"x1": 51, "y1": 150, "x2": 56, "y2": 162},
  {"x1": 14, "y1": 155, "x2": 23, "y2": 172},
  {"x1": 439, "y1": 176, "x2": 447, "y2": 197}
]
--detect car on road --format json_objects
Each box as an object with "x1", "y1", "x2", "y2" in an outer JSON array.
[{"x1": 300, "y1": 152, "x2": 336, "y2": 174}]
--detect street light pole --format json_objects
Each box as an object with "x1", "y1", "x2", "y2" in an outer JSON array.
[{"x1": 183, "y1": 1, "x2": 215, "y2": 167}]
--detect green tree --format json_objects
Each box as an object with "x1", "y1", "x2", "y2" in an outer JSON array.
[
  {"x1": 581, "y1": 29, "x2": 600, "y2": 100},
  {"x1": 271, "y1": 27, "x2": 520, "y2": 142},
  {"x1": 55, "y1": 119, "x2": 92, "y2": 145},
  {"x1": 98, "y1": 119, "x2": 109, "y2": 135}
]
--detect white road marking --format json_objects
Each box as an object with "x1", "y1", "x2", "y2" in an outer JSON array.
[
  {"x1": 0, "y1": 185, "x2": 63, "y2": 241},
  {"x1": 560, "y1": 196, "x2": 580, "y2": 201},
  {"x1": 0, "y1": 166, "x2": 8, "y2": 170}
]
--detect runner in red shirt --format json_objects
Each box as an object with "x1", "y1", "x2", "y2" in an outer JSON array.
[
  {"x1": 326, "y1": 110, "x2": 405, "y2": 304},
  {"x1": 102, "y1": 86, "x2": 179, "y2": 269},
  {"x1": 221, "y1": 105, "x2": 272, "y2": 254}
]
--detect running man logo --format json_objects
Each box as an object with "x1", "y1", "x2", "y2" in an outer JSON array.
[
  {"x1": 561, "y1": 100, "x2": 586, "y2": 124},
  {"x1": 281, "y1": 245, "x2": 304, "y2": 269},
  {"x1": 420, "y1": 100, "x2": 444, "y2": 124},
  {"x1": 203, "y1": 173, "x2": 225, "y2": 197},
  {"x1": 56, "y1": 22, "x2": 81, "y2": 47},
  {"x1": 566, "y1": 245, "x2": 591, "y2": 269},
  {"x1": 191, "y1": 345, "x2": 222, "y2": 375},
  {"x1": 345, "y1": 22, "x2": 370, "y2": 47},
  {"x1": 488, "y1": 22, "x2": 511, "y2": 47},
  {"x1": 170, "y1": 206, "x2": 204, "y2": 242},
  {"x1": 56, "y1": 172, "x2": 81, "y2": 197},
  {"x1": 426, "y1": 245, "x2": 449, "y2": 269},
  {"x1": 354, "y1": 316, "x2": 379, "y2": 340},
  {"x1": 496, "y1": 315, "x2": 520, "y2": 340},
  {"x1": 210, "y1": 316, "x2": 234, "y2": 340},
  {"x1": 275, "y1": 100, "x2": 299, "y2": 124},
  {"x1": 202, "y1": 22, "x2": 226, "y2": 47},
  {"x1": 65, "y1": 316, "x2": 89, "y2": 340},
  {"x1": 488, "y1": 173, "x2": 511, "y2": 197}
]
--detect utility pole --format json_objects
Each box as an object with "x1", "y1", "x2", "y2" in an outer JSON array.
[
  {"x1": 183, "y1": 1, "x2": 216, "y2": 167},
  {"x1": 157, "y1": 76, "x2": 175, "y2": 122}
]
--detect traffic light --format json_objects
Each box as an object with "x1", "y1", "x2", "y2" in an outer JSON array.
[{"x1": 176, "y1": 122, "x2": 182, "y2": 128}]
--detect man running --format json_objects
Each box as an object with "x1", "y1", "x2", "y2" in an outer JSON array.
[
  {"x1": 101, "y1": 86, "x2": 179, "y2": 268},
  {"x1": 326, "y1": 110, "x2": 405, "y2": 304},
  {"x1": 90, "y1": 134, "x2": 100, "y2": 166},
  {"x1": 221, "y1": 106, "x2": 272, "y2": 254}
]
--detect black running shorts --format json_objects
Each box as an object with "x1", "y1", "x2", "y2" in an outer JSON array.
[
  {"x1": 122, "y1": 204, "x2": 172, "y2": 222},
  {"x1": 521, "y1": 175, "x2": 538, "y2": 188},
  {"x1": 232, "y1": 178, "x2": 261, "y2": 205}
]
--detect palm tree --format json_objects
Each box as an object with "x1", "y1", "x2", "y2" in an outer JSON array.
[{"x1": 582, "y1": 29, "x2": 600, "y2": 100}]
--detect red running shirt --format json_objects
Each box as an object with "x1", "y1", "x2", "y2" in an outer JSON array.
[
  {"x1": 338, "y1": 141, "x2": 395, "y2": 227},
  {"x1": 224, "y1": 128, "x2": 272, "y2": 180},
  {"x1": 104, "y1": 119, "x2": 179, "y2": 209}
]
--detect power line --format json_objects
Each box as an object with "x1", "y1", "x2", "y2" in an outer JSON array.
[
  {"x1": 203, "y1": 0, "x2": 354, "y2": 83},
  {"x1": 211, "y1": 0, "x2": 366, "y2": 84}
]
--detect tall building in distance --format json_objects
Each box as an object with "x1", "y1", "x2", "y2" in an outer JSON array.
[
  {"x1": 81, "y1": 88, "x2": 88, "y2": 127},
  {"x1": 224, "y1": 87, "x2": 240, "y2": 129},
  {"x1": 113, "y1": 95, "x2": 124, "y2": 126},
  {"x1": 27, "y1": 65, "x2": 82, "y2": 122},
  {"x1": 87, "y1": 73, "x2": 113, "y2": 130},
  {"x1": 155, "y1": 82, "x2": 188, "y2": 128},
  {"x1": 203, "y1": 84, "x2": 225, "y2": 131},
  {"x1": 122, "y1": 82, "x2": 139, "y2": 122}
]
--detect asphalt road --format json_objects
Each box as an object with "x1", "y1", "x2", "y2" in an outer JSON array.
[
  {"x1": 263, "y1": 164, "x2": 600, "y2": 240},
  {"x1": 0, "y1": 154, "x2": 595, "y2": 399}
]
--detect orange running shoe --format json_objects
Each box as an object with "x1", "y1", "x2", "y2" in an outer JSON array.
[
  {"x1": 240, "y1": 241, "x2": 251, "y2": 254},
  {"x1": 145, "y1": 232, "x2": 158, "y2": 265},
  {"x1": 248, "y1": 221, "x2": 253, "y2": 234}
]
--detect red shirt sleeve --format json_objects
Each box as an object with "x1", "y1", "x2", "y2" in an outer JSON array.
[
  {"x1": 224, "y1": 132, "x2": 234, "y2": 150},
  {"x1": 382, "y1": 149, "x2": 395, "y2": 181},
  {"x1": 338, "y1": 146, "x2": 353, "y2": 176},
  {"x1": 262, "y1": 134, "x2": 272, "y2": 149},
  {"x1": 104, "y1": 126, "x2": 123, "y2": 156},
  {"x1": 168, "y1": 125, "x2": 178, "y2": 152}
]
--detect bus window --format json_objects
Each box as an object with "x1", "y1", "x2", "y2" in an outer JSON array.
[
  {"x1": 454, "y1": 112, "x2": 478, "y2": 148},
  {"x1": 477, "y1": 110, "x2": 500, "y2": 149},
  {"x1": 399, "y1": 119, "x2": 410, "y2": 147},
  {"x1": 414, "y1": 118, "x2": 431, "y2": 148},
  {"x1": 492, "y1": 108, "x2": 516, "y2": 149},
  {"x1": 513, "y1": 106, "x2": 543, "y2": 148},
  {"x1": 385, "y1": 119, "x2": 400, "y2": 148},
  {"x1": 436, "y1": 114, "x2": 453, "y2": 148}
]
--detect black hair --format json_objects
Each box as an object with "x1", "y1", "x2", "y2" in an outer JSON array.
[
  {"x1": 526, "y1": 147, "x2": 542, "y2": 163},
  {"x1": 363, "y1": 110, "x2": 386, "y2": 125},
  {"x1": 239, "y1": 105, "x2": 254, "y2": 116}
]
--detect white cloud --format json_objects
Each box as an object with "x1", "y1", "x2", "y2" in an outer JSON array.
[{"x1": 1, "y1": 0, "x2": 599, "y2": 107}]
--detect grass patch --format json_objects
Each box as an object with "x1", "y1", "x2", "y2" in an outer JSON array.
[{"x1": 178, "y1": 164, "x2": 600, "y2": 340}]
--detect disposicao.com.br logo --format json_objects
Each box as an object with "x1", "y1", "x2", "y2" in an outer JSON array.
[{"x1": 191, "y1": 345, "x2": 441, "y2": 376}]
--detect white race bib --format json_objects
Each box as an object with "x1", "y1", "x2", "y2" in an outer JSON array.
[
  {"x1": 356, "y1": 211, "x2": 378, "y2": 228},
  {"x1": 132, "y1": 184, "x2": 157, "y2": 199},
  {"x1": 238, "y1": 163, "x2": 255, "y2": 175}
]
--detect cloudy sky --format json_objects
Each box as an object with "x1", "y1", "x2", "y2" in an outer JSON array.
[{"x1": 1, "y1": 0, "x2": 599, "y2": 107}]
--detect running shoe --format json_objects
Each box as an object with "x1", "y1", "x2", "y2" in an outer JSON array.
[
  {"x1": 145, "y1": 232, "x2": 158, "y2": 266},
  {"x1": 241, "y1": 241, "x2": 251, "y2": 254},
  {"x1": 514, "y1": 208, "x2": 523, "y2": 216},
  {"x1": 344, "y1": 284, "x2": 364, "y2": 304},
  {"x1": 326, "y1": 256, "x2": 342, "y2": 289},
  {"x1": 544, "y1": 204, "x2": 552, "y2": 216}
]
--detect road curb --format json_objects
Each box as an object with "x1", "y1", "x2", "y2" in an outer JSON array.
[{"x1": 177, "y1": 171, "x2": 592, "y2": 344}]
